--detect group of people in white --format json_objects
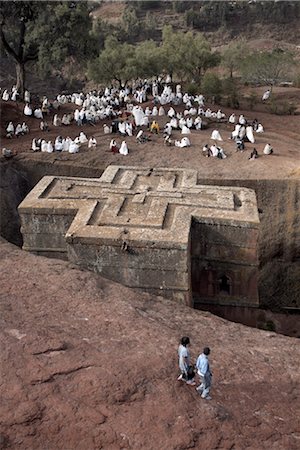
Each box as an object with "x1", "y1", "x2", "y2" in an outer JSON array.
[{"x1": 2, "y1": 79, "x2": 275, "y2": 159}]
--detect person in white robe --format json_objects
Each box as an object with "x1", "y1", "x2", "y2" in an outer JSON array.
[
  {"x1": 15, "y1": 124, "x2": 23, "y2": 137},
  {"x1": 216, "y1": 110, "x2": 223, "y2": 121},
  {"x1": 34, "y1": 108, "x2": 43, "y2": 119},
  {"x1": 54, "y1": 136, "x2": 63, "y2": 151},
  {"x1": 24, "y1": 104, "x2": 32, "y2": 116},
  {"x1": 158, "y1": 106, "x2": 165, "y2": 116},
  {"x1": 228, "y1": 113, "x2": 235, "y2": 124},
  {"x1": 40, "y1": 120, "x2": 49, "y2": 132},
  {"x1": 63, "y1": 137, "x2": 71, "y2": 152},
  {"x1": 11, "y1": 86, "x2": 18, "y2": 101},
  {"x1": 110, "y1": 139, "x2": 119, "y2": 153},
  {"x1": 21, "y1": 122, "x2": 29, "y2": 134},
  {"x1": 262, "y1": 89, "x2": 271, "y2": 101},
  {"x1": 6, "y1": 122, "x2": 14, "y2": 138},
  {"x1": 167, "y1": 107, "x2": 175, "y2": 118},
  {"x1": 74, "y1": 109, "x2": 81, "y2": 126},
  {"x1": 179, "y1": 117, "x2": 186, "y2": 129},
  {"x1": 186, "y1": 117, "x2": 193, "y2": 129},
  {"x1": 119, "y1": 141, "x2": 129, "y2": 155},
  {"x1": 163, "y1": 123, "x2": 172, "y2": 136},
  {"x1": 205, "y1": 109, "x2": 212, "y2": 118},
  {"x1": 88, "y1": 136, "x2": 97, "y2": 148},
  {"x1": 194, "y1": 117, "x2": 202, "y2": 130},
  {"x1": 69, "y1": 141, "x2": 79, "y2": 153},
  {"x1": 175, "y1": 137, "x2": 191, "y2": 148},
  {"x1": 53, "y1": 114, "x2": 61, "y2": 126},
  {"x1": 61, "y1": 114, "x2": 71, "y2": 125},
  {"x1": 256, "y1": 123, "x2": 264, "y2": 133},
  {"x1": 31, "y1": 138, "x2": 40, "y2": 152},
  {"x1": 238, "y1": 114, "x2": 246, "y2": 125},
  {"x1": 210, "y1": 130, "x2": 223, "y2": 141},
  {"x1": 246, "y1": 125, "x2": 255, "y2": 143},
  {"x1": 24, "y1": 90, "x2": 30, "y2": 103},
  {"x1": 181, "y1": 125, "x2": 191, "y2": 134},
  {"x1": 142, "y1": 116, "x2": 149, "y2": 127},
  {"x1": 118, "y1": 122, "x2": 126, "y2": 135},
  {"x1": 79, "y1": 132, "x2": 88, "y2": 144},
  {"x1": 41, "y1": 140, "x2": 48, "y2": 152},
  {"x1": 2, "y1": 89, "x2": 9, "y2": 101},
  {"x1": 170, "y1": 117, "x2": 178, "y2": 129},
  {"x1": 152, "y1": 106, "x2": 158, "y2": 116},
  {"x1": 125, "y1": 122, "x2": 133, "y2": 136},
  {"x1": 263, "y1": 143, "x2": 273, "y2": 155},
  {"x1": 145, "y1": 106, "x2": 151, "y2": 116},
  {"x1": 46, "y1": 141, "x2": 53, "y2": 153},
  {"x1": 189, "y1": 107, "x2": 197, "y2": 116}
]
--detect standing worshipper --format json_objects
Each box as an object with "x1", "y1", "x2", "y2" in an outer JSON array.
[
  {"x1": 195, "y1": 347, "x2": 212, "y2": 399},
  {"x1": 177, "y1": 336, "x2": 195, "y2": 385}
]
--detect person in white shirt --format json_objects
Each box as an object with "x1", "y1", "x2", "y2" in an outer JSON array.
[{"x1": 195, "y1": 347, "x2": 212, "y2": 399}]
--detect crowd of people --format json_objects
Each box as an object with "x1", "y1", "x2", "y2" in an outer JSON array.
[{"x1": 2, "y1": 79, "x2": 276, "y2": 160}]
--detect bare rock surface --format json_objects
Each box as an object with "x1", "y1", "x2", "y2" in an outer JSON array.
[{"x1": 0, "y1": 238, "x2": 299, "y2": 450}]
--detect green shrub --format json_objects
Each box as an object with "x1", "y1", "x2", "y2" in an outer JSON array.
[{"x1": 185, "y1": 82, "x2": 199, "y2": 96}]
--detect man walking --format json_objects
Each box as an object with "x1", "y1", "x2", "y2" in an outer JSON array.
[
  {"x1": 177, "y1": 336, "x2": 196, "y2": 385},
  {"x1": 195, "y1": 347, "x2": 212, "y2": 399}
]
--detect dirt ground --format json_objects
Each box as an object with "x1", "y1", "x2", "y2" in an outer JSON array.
[{"x1": 1, "y1": 85, "x2": 300, "y2": 180}]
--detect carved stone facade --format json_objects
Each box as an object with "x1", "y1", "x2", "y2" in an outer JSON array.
[{"x1": 19, "y1": 165, "x2": 260, "y2": 307}]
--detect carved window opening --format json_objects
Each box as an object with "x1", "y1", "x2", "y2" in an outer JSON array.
[{"x1": 219, "y1": 275, "x2": 231, "y2": 295}]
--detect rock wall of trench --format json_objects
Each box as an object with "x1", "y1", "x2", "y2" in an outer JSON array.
[{"x1": 1, "y1": 157, "x2": 299, "y2": 310}]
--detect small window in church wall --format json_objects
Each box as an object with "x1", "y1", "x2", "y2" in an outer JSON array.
[{"x1": 219, "y1": 274, "x2": 231, "y2": 295}]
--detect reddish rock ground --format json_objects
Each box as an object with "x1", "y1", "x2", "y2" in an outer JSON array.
[{"x1": 0, "y1": 239, "x2": 300, "y2": 450}]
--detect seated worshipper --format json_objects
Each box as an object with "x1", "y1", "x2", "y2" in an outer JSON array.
[
  {"x1": 103, "y1": 124, "x2": 112, "y2": 134},
  {"x1": 34, "y1": 108, "x2": 43, "y2": 119},
  {"x1": 15, "y1": 124, "x2": 23, "y2": 137},
  {"x1": 54, "y1": 136, "x2": 64, "y2": 152},
  {"x1": 11, "y1": 86, "x2": 19, "y2": 101},
  {"x1": 202, "y1": 144, "x2": 212, "y2": 157},
  {"x1": 238, "y1": 114, "x2": 246, "y2": 125},
  {"x1": 119, "y1": 140, "x2": 129, "y2": 155},
  {"x1": 194, "y1": 116, "x2": 202, "y2": 130},
  {"x1": 21, "y1": 122, "x2": 29, "y2": 134},
  {"x1": 118, "y1": 121, "x2": 127, "y2": 136},
  {"x1": 150, "y1": 120, "x2": 159, "y2": 134},
  {"x1": 88, "y1": 136, "x2": 97, "y2": 148},
  {"x1": 6, "y1": 122, "x2": 14, "y2": 138},
  {"x1": 41, "y1": 98, "x2": 50, "y2": 115},
  {"x1": 125, "y1": 122, "x2": 133, "y2": 137},
  {"x1": 164, "y1": 135, "x2": 173, "y2": 146},
  {"x1": 24, "y1": 90, "x2": 30, "y2": 104},
  {"x1": 256, "y1": 123, "x2": 264, "y2": 133},
  {"x1": 2, "y1": 89, "x2": 9, "y2": 101},
  {"x1": 31, "y1": 138, "x2": 41, "y2": 152},
  {"x1": 152, "y1": 106, "x2": 158, "y2": 116},
  {"x1": 181, "y1": 125, "x2": 191, "y2": 135},
  {"x1": 228, "y1": 113, "x2": 235, "y2": 124},
  {"x1": 53, "y1": 114, "x2": 61, "y2": 127},
  {"x1": 63, "y1": 137, "x2": 72, "y2": 152},
  {"x1": 136, "y1": 130, "x2": 144, "y2": 143},
  {"x1": 79, "y1": 131, "x2": 88, "y2": 144},
  {"x1": 216, "y1": 146, "x2": 227, "y2": 159},
  {"x1": 41, "y1": 140, "x2": 48, "y2": 152},
  {"x1": 249, "y1": 148, "x2": 258, "y2": 160},
  {"x1": 163, "y1": 122, "x2": 172, "y2": 136},
  {"x1": 167, "y1": 107, "x2": 176, "y2": 118},
  {"x1": 24, "y1": 103, "x2": 32, "y2": 116},
  {"x1": 110, "y1": 139, "x2": 119, "y2": 154},
  {"x1": 40, "y1": 120, "x2": 49, "y2": 132},
  {"x1": 175, "y1": 137, "x2": 191, "y2": 148},
  {"x1": 61, "y1": 114, "x2": 71, "y2": 126},
  {"x1": 210, "y1": 129, "x2": 223, "y2": 141},
  {"x1": 186, "y1": 117, "x2": 193, "y2": 129},
  {"x1": 69, "y1": 140, "x2": 80, "y2": 154},
  {"x1": 47, "y1": 141, "x2": 54, "y2": 153},
  {"x1": 158, "y1": 106, "x2": 165, "y2": 116},
  {"x1": 263, "y1": 143, "x2": 273, "y2": 155},
  {"x1": 170, "y1": 117, "x2": 178, "y2": 129},
  {"x1": 235, "y1": 138, "x2": 245, "y2": 152},
  {"x1": 210, "y1": 144, "x2": 219, "y2": 157}
]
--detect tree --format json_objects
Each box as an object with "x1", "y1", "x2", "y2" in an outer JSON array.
[
  {"x1": 0, "y1": 1, "x2": 93, "y2": 96},
  {"x1": 240, "y1": 49, "x2": 296, "y2": 86},
  {"x1": 201, "y1": 73, "x2": 222, "y2": 102},
  {"x1": 222, "y1": 39, "x2": 249, "y2": 78},
  {"x1": 133, "y1": 40, "x2": 162, "y2": 80},
  {"x1": 88, "y1": 36, "x2": 136, "y2": 87},
  {"x1": 160, "y1": 26, "x2": 219, "y2": 83}
]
